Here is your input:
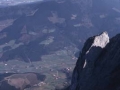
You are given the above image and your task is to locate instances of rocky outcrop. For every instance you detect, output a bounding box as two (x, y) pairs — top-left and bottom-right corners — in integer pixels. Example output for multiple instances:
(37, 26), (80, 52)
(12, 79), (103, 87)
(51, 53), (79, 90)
(70, 32), (120, 90)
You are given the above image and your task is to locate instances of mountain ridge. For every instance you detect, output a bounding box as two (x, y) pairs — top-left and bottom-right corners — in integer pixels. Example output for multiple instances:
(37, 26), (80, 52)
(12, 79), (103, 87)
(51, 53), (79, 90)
(70, 32), (120, 90)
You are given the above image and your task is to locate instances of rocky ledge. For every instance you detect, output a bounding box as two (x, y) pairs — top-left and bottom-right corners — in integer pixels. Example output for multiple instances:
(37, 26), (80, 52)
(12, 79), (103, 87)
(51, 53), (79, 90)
(70, 32), (120, 90)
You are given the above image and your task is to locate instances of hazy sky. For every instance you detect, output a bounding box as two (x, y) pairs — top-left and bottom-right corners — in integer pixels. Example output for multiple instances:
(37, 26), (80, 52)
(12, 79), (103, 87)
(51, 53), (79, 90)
(0, 0), (44, 6)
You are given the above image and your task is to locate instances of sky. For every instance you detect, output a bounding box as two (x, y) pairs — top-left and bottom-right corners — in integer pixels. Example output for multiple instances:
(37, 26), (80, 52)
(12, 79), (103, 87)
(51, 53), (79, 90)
(0, 0), (44, 6)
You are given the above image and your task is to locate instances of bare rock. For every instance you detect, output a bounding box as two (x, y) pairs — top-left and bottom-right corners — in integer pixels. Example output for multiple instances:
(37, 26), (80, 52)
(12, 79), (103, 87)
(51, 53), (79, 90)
(70, 32), (120, 90)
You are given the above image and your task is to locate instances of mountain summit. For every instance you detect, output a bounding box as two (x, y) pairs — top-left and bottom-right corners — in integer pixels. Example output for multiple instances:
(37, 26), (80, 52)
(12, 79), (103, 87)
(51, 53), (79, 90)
(70, 32), (120, 90)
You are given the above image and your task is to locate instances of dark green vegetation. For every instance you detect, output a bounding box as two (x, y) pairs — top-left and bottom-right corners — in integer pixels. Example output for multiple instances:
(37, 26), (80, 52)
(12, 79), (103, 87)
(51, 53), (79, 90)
(0, 73), (46, 90)
(0, 49), (76, 90)
(0, 0), (120, 62)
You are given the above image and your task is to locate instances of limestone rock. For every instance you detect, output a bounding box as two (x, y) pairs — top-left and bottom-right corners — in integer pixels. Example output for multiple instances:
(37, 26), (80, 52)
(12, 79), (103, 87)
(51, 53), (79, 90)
(70, 32), (120, 90)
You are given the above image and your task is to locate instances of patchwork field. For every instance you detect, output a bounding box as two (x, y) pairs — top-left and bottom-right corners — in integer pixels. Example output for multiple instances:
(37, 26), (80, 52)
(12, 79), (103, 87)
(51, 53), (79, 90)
(0, 46), (78, 90)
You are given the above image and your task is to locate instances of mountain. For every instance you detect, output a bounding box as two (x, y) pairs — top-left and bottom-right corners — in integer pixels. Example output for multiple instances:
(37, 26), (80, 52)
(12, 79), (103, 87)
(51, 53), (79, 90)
(70, 32), (120, 90)
(0, 0), (120, 90)
(0, 0), (120, 62)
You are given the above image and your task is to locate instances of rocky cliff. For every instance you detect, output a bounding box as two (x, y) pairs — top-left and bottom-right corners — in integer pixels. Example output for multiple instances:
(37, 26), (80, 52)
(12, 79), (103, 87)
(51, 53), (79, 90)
(70, 32), (120, 90)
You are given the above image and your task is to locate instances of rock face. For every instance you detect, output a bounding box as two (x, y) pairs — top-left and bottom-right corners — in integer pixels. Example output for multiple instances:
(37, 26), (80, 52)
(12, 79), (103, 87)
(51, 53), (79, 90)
(70, 32), (120, 90)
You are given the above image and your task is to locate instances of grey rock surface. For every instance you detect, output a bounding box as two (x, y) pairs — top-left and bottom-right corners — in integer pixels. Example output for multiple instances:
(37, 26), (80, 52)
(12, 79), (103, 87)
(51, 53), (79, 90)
(70, 32), (120, 90)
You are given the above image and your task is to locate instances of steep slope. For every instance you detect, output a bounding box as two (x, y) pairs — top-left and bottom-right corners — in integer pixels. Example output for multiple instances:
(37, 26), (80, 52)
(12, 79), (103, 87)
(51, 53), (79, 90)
(0, 0), (120, 62)
(70, 32), (120, 90)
